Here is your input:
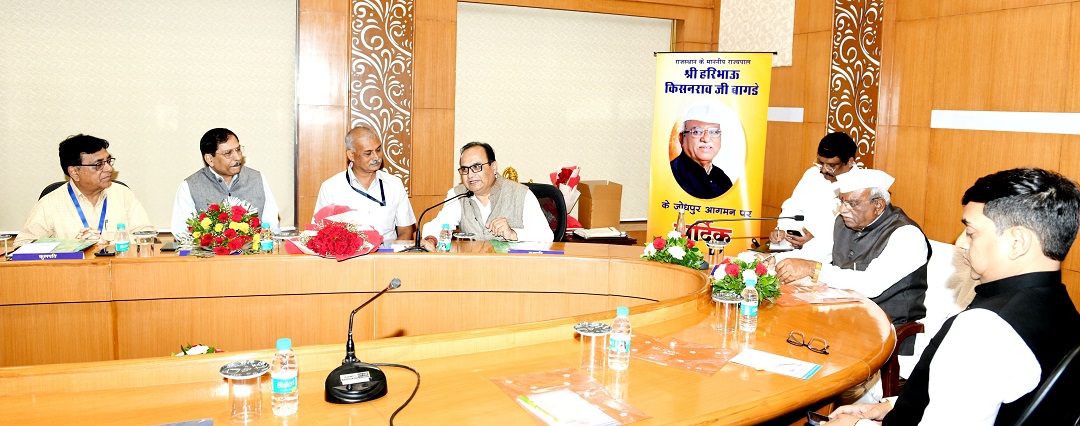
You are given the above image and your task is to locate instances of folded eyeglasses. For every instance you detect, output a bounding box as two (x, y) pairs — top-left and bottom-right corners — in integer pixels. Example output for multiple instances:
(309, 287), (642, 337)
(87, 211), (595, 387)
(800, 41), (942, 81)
(787, 330), (829, 355)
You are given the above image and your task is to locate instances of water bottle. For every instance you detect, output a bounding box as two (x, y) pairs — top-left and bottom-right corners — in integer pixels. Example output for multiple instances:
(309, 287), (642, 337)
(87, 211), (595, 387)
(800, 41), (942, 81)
(270, 337), (299, 416)
(739, 277), (759, 332)
(608, 306), (631, 370)
(259, 222), (274, 254)
(115, 223), (131, 257)
(437, 223), (452, 252)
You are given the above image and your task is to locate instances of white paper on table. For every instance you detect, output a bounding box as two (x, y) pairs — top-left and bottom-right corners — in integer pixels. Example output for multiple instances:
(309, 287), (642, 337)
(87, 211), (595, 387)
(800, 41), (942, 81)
(516, 389), (619, 426)
(11, 242), (61, 254)
(730, 348), (822, 379)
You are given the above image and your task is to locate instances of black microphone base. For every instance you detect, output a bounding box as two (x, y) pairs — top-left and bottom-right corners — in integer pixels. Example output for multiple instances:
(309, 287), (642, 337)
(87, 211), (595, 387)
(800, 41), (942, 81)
(400, 245), (429, 253)
(325, 362), (388, 404)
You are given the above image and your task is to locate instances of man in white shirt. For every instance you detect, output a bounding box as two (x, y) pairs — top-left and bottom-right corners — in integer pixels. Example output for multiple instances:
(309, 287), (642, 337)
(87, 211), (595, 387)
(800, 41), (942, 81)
(171, 128), (280, 240)
(824, 168), (1080, 426)
(769, 131), (859, 262)
(313, 126), (416, 241)
(419, 142), (552, 250)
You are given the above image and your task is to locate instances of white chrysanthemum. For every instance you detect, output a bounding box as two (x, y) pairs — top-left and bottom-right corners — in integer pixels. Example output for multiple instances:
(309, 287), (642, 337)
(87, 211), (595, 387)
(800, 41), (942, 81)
(667, 230), (682, 239)
(643, 246), (657, 256)
(668, 246), (686, 260)
(737, 251), (757, 264)
(223, 197), (259, 215)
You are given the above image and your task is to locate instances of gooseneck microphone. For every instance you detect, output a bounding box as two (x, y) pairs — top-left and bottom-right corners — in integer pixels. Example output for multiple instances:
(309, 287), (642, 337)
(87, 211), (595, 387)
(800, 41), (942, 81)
(325, 278), (402, 404)
(402, 190), (474, 252)
(685, 214), (804, 235)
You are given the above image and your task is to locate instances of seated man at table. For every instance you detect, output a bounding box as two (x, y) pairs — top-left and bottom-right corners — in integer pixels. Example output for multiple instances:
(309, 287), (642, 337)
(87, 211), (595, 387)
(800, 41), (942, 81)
(776, 169), (930, 336)
(314, 126), (416, 241)
(171, 128), (280, 240)
(419, 142), (552, 250)
(768, 131), (860, 261)
(15, 134), (153, 246)
(824, 168), (1080, 426)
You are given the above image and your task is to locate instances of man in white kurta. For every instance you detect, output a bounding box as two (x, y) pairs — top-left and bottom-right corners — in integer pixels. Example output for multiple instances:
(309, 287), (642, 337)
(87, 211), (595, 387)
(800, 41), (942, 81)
(313, 126), (416, 241)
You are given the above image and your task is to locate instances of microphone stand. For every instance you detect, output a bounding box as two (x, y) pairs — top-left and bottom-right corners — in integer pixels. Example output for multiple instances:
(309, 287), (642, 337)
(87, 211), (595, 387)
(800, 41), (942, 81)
(401, 190), (474, 252)
(325, 278), (402, 404)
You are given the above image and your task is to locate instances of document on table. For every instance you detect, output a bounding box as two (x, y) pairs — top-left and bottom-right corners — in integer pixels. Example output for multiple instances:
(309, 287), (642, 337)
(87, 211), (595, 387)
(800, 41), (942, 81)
(573, 227), (623, 239)
(516, 389), (619, 426)
(730, 348), (822, 379)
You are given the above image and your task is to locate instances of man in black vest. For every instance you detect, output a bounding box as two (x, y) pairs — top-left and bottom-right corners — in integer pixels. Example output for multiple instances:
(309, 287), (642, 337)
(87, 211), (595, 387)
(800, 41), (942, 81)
(824, 168), (1080, 426)
(776, 169), (930, 332)
(171, 128), (280, 240)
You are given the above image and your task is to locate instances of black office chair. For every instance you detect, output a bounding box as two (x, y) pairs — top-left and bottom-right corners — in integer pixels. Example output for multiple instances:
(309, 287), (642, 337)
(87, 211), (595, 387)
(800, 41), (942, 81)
(1013, 343), (1080, 426)
(524, 182), (567, 242)
(40, 180), (129, 199)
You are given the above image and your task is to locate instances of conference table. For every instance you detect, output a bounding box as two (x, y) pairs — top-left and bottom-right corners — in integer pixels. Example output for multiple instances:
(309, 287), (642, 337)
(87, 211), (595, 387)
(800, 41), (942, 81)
(0, 241), (895, 425)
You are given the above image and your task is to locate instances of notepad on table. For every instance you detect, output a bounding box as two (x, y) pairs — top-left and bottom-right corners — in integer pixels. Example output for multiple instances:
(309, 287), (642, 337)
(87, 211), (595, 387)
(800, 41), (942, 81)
(516, 389), (618, 426)
(730, 348), (822, 379)
(573, 227), (623, 239)
(8, 239), (94, 261)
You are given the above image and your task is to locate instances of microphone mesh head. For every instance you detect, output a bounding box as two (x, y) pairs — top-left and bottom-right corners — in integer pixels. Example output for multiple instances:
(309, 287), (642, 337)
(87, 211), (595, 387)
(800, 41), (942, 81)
(389, 278), (402, 289)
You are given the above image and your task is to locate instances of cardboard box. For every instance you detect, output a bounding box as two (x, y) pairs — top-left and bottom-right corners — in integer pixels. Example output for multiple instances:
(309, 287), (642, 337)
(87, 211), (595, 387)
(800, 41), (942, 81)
(577, 180), (623, 228)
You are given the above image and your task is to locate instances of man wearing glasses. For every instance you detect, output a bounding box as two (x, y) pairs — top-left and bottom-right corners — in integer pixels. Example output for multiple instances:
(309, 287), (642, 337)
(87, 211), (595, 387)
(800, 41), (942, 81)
(772, 169), (931, 403)
(768, 132), (859, 259)
(669, 104), (734, 199)
(824, 168), (1080, 425)
(15, 134), (153, 246)
(418, 142), (552, 249)
(171, 128), (280, 240)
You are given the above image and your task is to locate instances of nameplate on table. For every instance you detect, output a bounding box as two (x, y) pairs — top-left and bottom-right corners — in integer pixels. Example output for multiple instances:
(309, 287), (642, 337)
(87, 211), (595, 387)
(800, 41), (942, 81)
(8, 239), (93, 261)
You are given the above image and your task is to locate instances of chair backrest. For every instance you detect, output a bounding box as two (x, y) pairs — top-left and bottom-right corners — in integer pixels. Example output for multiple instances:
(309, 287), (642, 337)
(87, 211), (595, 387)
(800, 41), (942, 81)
(523, 182), (567, 242)
(881, 321), (924, 398)
(1013, 343), (1080, 426)
(40, 180), (129, 199)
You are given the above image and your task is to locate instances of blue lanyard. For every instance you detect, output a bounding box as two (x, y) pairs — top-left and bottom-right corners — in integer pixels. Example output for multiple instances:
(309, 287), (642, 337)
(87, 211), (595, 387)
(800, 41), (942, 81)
(67, 183), (107, 231)
(346, 172), (385, 207)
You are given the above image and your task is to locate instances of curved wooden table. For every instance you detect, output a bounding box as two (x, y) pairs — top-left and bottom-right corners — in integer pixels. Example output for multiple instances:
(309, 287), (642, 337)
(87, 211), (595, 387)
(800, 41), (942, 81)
(0, 242), (894, 425)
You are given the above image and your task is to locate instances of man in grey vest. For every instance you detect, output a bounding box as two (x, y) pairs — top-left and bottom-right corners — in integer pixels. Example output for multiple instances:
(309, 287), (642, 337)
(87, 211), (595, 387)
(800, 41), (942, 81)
(171, 128), (280, 240)
(824, 168), (1080, 426)
(419, 142), (552, 250)
(776, 168), (930, 336)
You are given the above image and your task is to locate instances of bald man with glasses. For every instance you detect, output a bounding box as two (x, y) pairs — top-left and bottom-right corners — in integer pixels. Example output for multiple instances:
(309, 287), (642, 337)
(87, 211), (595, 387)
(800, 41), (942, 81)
(419, 142), (552, 250)
(171, 128), (280, 241)
(15, 134), (153, 246)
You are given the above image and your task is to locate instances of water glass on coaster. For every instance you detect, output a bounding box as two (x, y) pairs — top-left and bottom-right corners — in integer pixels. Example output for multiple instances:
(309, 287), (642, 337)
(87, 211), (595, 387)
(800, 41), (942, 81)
(272, 230), (298, 254)
(704, 238), (728, 268)
(220, 359), (271, 423)
(133, 230), (157, 257)
(712, 291), (742, 334)
(574, 321), (612, 383)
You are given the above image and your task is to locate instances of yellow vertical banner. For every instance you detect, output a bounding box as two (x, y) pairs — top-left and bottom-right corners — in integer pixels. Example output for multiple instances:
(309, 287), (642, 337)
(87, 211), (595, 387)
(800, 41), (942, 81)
(647, 52), (773, 253)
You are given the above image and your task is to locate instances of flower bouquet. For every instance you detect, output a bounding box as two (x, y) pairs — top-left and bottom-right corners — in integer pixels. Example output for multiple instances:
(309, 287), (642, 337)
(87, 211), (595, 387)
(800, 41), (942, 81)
(711, 252), (781, 301)
(186, 198), (261, 257)
(641, 230), (706, 269)
(292, 205), (383, 261)
(172, 343), (224, 356)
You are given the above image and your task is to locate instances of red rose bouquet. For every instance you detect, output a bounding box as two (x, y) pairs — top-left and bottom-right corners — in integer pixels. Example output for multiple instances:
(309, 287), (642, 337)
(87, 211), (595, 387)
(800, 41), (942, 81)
(710, 251), (780, 301)
(185, 199), (261, 256)
(293, 205), (383, 261)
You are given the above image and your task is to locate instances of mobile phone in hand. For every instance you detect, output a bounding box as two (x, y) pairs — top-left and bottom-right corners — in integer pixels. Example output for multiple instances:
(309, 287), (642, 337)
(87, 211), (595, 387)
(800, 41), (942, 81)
(806, 411), (830, 425)
(787, 229), (804, 238)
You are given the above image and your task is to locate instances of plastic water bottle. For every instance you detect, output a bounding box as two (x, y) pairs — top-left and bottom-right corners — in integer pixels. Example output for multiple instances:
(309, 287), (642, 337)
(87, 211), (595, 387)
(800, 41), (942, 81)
(114, 223), (131, 257)
(739, 277), (759, 332)
(608, 306), (632, 370)
(271, 337), (299, 416)
(437, 223), (452, 252)
(259, 222), (274, 254)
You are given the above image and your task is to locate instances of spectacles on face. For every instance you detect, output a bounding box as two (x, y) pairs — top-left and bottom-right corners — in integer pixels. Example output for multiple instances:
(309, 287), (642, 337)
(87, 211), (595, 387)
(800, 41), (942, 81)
(215, 145), (244, 157)
(78, 157), (117, 171)
(787, 330), (829, 354)
(680, 127), (722, 138)
(458, 161), (493, 175)
(838, 196), (882, 210)
(814, 160), (846, 173)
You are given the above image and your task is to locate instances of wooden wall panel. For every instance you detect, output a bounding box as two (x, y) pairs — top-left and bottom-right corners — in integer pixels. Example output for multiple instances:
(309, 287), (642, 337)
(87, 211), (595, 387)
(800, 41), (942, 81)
(1069, 3), (1080, 112)
(0, 303), (113, 366)
(877, 125), (929, 225)
(803, 30), (833, 125)
(895, 0), (939, 21)
(885, 19), (937, 128)
(769, 33), (808, 107)
(297, 105), (348, 225)
(930, 13), (994, 111)
(988, 5), (1070, 112)
(806, 0), (836, 32)
(1057, 134), (1080, 274)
